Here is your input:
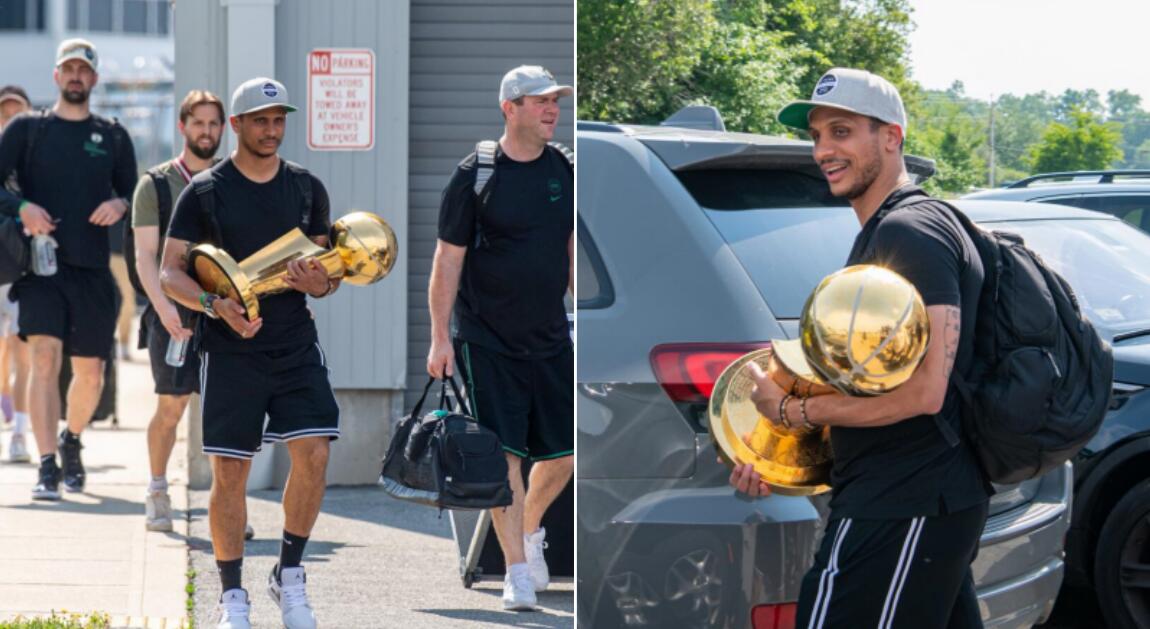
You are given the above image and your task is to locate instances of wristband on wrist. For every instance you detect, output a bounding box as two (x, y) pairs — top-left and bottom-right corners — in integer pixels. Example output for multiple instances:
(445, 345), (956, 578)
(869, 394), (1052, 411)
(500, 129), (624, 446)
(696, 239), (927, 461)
(800, 396), (816, 430)
(778, 394), (794, 429)
(18, 200), (29, 213)
(313, 277), (335, 298)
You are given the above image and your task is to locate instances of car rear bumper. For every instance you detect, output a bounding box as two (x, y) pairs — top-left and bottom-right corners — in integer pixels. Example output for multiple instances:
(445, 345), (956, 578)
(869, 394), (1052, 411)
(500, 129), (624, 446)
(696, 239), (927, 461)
(976, 462), (1072, 627)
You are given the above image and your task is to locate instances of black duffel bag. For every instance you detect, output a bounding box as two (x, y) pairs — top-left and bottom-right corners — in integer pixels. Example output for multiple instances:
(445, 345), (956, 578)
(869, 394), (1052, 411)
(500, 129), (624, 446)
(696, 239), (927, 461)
(380, 376), (513, 511)
(0, 214), (29, 285)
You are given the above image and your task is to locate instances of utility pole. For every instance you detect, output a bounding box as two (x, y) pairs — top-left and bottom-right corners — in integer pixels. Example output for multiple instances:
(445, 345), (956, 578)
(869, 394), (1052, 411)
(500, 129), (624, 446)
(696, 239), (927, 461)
(988, 94), (996, 188)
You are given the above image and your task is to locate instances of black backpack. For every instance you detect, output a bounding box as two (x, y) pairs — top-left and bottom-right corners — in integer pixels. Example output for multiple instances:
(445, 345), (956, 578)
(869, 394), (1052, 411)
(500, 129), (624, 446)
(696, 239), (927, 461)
(379, 377), (513, 511)
(887, 189), (1114, 484)
(124, 166), (173, 295)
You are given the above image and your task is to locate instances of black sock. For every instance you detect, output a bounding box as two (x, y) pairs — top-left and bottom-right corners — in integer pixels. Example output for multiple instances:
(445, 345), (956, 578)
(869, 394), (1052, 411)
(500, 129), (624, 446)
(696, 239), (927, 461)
(277, 530), (309, 578)
(217, 558), (243, 593)
(62, 430), (80, 443)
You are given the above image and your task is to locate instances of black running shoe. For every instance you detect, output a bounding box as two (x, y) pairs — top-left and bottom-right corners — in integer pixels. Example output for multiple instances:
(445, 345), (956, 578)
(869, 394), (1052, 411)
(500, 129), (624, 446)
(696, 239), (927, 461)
(32, 461), (61, 501)
(58, 430), (85, 493)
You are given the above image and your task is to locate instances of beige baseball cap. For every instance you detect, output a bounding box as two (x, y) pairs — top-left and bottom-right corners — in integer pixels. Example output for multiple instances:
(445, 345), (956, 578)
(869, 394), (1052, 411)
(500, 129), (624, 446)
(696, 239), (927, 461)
(56, 38), (99, 71)
(778, 68), (907, 134)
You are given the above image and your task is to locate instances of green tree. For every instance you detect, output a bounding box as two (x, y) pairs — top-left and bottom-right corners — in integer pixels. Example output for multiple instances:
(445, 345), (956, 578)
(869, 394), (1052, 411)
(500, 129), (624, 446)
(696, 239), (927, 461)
(1108, 89), (1142, 120)
(1028, 109), (1123, 173)
(577, 0), (717, 124)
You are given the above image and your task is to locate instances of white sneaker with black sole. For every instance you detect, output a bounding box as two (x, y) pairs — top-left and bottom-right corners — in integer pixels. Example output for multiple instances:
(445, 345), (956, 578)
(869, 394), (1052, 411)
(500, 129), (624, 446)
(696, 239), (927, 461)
(216, 588), (251, 629)
(503, 565), (539, 611)
(268, 565), (317, 629)
(524, 528), (550, 592)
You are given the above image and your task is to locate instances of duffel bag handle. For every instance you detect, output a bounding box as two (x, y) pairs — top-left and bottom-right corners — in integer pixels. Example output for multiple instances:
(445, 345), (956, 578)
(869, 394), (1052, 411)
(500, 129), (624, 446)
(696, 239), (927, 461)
(409, 377), (437, 421)
(439, 375), (473, 418)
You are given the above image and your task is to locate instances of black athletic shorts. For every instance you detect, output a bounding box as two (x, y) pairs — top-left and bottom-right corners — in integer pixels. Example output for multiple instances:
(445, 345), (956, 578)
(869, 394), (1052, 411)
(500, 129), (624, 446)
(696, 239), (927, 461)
(200, 342), (339, 460)
(454, 339), (573, 461)
(13, 264), (117, 358)
(142, 306), (200, 396)
(796, 500), (989, 629)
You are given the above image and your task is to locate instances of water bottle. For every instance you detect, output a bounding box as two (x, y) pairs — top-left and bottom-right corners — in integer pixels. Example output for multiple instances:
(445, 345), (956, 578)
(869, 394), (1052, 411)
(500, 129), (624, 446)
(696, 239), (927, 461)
(31, 234), (57, 276)
(165, 335), (188, 367)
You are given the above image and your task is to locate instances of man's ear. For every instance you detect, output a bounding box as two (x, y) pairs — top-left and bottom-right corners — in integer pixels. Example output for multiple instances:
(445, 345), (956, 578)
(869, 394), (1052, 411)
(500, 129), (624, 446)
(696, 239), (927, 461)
(229, 115), (241, 134)
(884, 123), (904, 153)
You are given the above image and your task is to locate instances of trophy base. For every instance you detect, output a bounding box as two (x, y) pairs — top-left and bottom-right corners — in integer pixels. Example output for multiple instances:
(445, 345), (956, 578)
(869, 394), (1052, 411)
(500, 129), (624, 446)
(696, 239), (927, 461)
(189, 245), (259, 320)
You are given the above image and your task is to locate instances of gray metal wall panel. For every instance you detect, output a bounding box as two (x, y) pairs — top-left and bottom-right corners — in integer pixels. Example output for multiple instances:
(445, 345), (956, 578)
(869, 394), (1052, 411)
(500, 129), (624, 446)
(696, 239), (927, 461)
(406, 0), (574, 408)
(275, 0), (411, 390)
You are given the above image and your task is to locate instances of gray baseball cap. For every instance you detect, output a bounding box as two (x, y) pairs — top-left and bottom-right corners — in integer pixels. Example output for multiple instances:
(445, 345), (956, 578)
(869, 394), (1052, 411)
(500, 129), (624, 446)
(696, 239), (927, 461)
(778, 68), (907, 134)
(56, 38), (98, 71)
(230, 77), (298, 117)
(499, 65), (572, 103)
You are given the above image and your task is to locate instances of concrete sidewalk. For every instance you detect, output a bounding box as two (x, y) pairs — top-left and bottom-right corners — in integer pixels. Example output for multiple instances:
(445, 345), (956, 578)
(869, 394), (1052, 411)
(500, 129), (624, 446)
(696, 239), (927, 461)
(0, 347), (189, 627)
(0, 335), (575, 628)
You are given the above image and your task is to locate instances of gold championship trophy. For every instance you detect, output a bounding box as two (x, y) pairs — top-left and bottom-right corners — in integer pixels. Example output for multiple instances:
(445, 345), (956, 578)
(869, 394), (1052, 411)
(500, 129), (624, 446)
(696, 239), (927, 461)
(708, 265), (931, 495)
(189, 211), (398, 319)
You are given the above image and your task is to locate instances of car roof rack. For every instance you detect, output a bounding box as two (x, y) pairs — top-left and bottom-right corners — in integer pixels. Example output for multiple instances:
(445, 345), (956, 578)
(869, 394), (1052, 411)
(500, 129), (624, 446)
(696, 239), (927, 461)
(1006, 170), (1150, 188)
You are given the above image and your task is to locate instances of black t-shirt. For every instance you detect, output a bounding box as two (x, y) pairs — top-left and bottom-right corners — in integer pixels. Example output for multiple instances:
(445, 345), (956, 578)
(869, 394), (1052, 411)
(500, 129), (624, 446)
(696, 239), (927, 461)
(829, 186), (991, 520)
(167, 157), (331, 353)
(0, 111), (137, 268)
(437, 145), (573, 358)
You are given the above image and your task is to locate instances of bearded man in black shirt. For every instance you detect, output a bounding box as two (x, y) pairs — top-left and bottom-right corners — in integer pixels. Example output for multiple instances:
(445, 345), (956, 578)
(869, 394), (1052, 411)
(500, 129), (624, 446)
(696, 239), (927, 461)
(731, 69), (992, 628)
(428, 65), (574, 612)
(160, 78), (335, 629)
(0, 39), (137, 501)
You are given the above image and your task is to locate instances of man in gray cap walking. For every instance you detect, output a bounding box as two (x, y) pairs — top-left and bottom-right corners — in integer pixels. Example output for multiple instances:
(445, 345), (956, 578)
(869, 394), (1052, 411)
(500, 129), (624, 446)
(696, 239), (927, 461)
(428, 64), (574, 611)
(731, 67), (991, 628)
(160, 77), (338, 629)
(0, 38), (137, 501)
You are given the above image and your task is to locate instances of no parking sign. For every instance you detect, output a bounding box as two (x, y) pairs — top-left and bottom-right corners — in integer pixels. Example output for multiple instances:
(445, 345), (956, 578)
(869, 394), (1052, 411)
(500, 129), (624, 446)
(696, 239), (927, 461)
(307, 48), (375, 151)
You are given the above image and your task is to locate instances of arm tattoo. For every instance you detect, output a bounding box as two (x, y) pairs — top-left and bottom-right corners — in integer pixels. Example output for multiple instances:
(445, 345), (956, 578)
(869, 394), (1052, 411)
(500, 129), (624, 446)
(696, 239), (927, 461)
(178, 242), (191, 271)
(942, 306), (961, 379)
(309, 235), (329, 248)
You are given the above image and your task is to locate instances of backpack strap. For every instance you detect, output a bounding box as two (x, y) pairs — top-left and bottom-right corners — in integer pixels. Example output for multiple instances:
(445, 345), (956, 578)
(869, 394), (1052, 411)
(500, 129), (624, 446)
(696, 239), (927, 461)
(283, 160), (314, 233)
(547, 141), (575, 174)
(190, 169), (222, 245)
(22, 109), (51, 172)
(146, 166), (173, 235)
(471, 140), (499, 249)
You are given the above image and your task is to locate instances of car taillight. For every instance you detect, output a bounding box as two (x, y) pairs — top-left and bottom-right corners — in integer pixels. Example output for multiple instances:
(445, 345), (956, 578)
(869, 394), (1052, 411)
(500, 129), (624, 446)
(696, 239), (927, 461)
(650, 343), (771, 403)
(751, 602), (797, 629)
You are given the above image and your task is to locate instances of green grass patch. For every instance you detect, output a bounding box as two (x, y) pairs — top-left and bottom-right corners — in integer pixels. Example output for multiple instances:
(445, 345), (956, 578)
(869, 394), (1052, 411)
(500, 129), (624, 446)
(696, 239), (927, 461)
(0, 611), (111, 629)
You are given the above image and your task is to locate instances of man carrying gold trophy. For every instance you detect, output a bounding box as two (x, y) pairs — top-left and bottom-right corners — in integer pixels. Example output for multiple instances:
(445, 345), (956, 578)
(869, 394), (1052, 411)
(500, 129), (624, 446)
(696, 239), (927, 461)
(160, 77), (337, 629)
(728, 69), (993, 628)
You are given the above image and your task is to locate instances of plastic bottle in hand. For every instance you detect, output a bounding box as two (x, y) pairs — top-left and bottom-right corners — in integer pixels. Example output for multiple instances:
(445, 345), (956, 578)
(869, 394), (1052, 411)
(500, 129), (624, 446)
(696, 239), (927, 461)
(31, 234), (57, 276)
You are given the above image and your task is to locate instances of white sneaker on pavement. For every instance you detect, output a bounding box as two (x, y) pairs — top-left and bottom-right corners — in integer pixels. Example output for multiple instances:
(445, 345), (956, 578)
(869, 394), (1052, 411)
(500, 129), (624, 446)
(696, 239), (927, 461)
(216, 588), (251, 629)
(524, 527), (550, 592)
(7, 433), (29, 463)
(145, 490), (173, 532)
(503, 564), (539, 611)
(268, 565), (317, 629)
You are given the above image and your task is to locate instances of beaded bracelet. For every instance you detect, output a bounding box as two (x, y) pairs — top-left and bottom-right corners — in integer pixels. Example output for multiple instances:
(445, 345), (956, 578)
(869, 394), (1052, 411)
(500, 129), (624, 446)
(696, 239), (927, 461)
(778, 394), (794, 429)
(800, 396), (816, 430)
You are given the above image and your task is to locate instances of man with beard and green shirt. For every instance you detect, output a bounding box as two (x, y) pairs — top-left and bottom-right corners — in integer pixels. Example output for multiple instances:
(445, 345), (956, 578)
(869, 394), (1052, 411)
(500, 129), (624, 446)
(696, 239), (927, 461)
(131, 89), (226, 531)
(0, 38), (138, 501)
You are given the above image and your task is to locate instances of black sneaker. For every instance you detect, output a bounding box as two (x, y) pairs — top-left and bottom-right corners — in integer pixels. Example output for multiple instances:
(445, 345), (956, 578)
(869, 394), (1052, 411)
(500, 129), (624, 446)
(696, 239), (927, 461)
(32, 461), (61, 501)
(58, 430), (85, 493)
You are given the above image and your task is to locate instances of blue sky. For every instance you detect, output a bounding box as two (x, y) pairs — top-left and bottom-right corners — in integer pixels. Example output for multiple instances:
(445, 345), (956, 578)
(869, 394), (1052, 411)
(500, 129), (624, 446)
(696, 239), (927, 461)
(908, 0), (1149, 105)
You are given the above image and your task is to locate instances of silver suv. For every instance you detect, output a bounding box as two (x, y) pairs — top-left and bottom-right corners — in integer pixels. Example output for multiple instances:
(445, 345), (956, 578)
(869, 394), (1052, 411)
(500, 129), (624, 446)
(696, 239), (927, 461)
(576, 114), (1071, 628)
(965, 170), (1150, 233)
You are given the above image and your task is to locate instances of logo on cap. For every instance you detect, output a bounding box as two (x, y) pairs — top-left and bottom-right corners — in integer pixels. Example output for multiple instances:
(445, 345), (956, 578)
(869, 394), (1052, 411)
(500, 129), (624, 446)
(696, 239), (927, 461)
(262, 82), (278, 98)
(84, 48), (94, 61)
(814, 74), (838, 97)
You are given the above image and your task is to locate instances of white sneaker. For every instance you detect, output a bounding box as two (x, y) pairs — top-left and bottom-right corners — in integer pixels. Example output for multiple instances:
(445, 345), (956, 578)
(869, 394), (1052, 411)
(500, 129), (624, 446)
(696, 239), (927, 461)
(502, 566), (539, 611)
(524, 528), (550, 592)
(268, 566), (317, 629)
(216, 588), (251, 629)
(7, 433), (30, 463)
(145, 491), (173, 532)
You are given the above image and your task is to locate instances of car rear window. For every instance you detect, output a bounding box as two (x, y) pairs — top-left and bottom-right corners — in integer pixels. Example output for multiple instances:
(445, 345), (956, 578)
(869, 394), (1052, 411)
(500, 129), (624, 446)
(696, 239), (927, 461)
(675, 168), (848, 210)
